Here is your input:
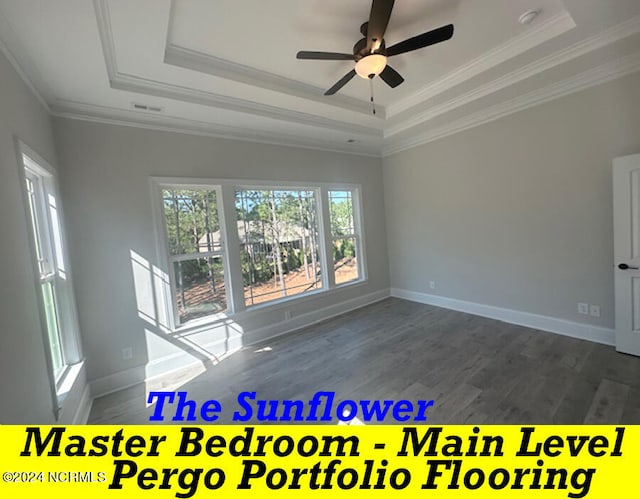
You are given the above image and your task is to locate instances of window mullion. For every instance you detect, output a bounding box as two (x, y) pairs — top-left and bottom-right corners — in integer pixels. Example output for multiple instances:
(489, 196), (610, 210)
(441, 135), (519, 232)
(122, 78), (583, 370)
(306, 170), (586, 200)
(319, 188), (335, 290)
(220, 184), (245, 314)
(169, 251), (223, 263)
(352, 189), (367, 282)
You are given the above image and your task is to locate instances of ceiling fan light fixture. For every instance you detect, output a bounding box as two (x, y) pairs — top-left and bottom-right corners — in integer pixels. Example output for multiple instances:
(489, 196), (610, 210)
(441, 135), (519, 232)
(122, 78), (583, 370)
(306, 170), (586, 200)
(355, 54), (387, 79)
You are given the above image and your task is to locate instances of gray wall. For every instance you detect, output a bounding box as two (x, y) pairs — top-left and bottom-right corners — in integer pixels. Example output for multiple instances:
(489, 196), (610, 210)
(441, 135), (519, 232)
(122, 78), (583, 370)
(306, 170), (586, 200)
(384, 71), (640, 329)
(0, 50), (86, 423)
(53, 119), (390, 386)
(6, 35), (639, 418)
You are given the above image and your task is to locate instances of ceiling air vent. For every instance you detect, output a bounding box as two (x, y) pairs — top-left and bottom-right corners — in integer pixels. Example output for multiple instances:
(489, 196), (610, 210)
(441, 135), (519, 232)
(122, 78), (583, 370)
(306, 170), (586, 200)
(132, 102), (163, 113)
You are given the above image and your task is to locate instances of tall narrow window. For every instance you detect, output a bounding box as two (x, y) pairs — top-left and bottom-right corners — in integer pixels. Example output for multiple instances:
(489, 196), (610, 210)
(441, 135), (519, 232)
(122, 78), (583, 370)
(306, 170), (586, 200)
(22, 153), (80, 384)
(329, 189), (361, 285)
(235, 189), (323, 307)
(161, 188), (227, 324)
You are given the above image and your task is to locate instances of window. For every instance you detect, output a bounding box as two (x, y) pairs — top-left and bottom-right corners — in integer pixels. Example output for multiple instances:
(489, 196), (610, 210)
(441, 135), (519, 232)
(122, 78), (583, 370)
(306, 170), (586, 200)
(162, 188), (228, 324)
(236, 188), (322, 307)
(22, 150), (81, 389)
(155, 180), (365, 327)
(329, 189), (361, 285)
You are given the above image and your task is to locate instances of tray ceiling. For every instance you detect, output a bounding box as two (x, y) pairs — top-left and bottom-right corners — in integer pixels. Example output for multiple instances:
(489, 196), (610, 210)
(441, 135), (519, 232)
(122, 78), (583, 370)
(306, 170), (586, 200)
(0, 0), (639, 156)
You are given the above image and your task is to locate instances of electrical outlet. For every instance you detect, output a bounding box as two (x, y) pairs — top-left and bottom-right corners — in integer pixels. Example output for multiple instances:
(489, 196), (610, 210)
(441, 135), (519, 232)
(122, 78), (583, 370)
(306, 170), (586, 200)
(578, 303), (589, 315)
(122, 347), (133, 360)
(429, 281), (436, 290)
(589, 305), (601, 318)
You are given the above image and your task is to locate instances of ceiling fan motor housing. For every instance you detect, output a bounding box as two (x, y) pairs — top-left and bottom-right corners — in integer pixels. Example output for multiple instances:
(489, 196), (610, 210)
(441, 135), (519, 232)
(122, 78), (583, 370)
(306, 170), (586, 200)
(353, 37), (386, 61)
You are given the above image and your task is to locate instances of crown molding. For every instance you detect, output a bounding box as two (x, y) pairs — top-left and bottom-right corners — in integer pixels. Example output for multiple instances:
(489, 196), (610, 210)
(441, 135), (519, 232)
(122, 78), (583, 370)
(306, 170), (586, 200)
(109, 71), (382, 138)
(387, 10), (577, 118)
(386, 15), (640, 138)
(0, 5), (50, 112)
(164, 44), (379, 117)
(383, 51), (640, 157)
(72, 49), (640, 160)
(50, 100), (381, 158)
(93, 0), (118, 78)
(94, 0), (381, 139)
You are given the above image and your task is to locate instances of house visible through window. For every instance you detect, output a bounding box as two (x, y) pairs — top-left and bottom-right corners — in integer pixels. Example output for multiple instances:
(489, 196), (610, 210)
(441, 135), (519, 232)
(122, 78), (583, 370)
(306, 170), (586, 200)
(162, 188), (227, 324)
(236, 189), (322, 307)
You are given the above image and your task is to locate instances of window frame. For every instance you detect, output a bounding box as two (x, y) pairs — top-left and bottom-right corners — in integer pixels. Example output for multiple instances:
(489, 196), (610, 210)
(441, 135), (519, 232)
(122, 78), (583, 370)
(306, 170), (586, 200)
(151, 177), (366, 330)
(24, 169), (66, 378)
(328, 188), (366, 286)
(154, 182), (233, 329)
(234, 185), (326, 309)
(17, 141), (83, 416)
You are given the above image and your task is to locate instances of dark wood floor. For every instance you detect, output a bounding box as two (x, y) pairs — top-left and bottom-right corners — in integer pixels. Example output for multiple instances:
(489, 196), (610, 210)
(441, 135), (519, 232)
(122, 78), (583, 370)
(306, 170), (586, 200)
(88, 298), (640, 424)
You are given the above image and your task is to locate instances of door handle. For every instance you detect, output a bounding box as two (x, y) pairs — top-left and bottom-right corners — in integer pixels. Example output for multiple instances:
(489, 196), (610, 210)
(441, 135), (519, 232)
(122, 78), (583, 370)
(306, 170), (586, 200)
(618, 263), (639, 270)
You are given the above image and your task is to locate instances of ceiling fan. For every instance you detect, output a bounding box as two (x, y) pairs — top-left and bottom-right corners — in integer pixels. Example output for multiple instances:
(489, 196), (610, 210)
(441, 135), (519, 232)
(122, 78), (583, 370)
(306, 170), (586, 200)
(296, 0), (454, 97)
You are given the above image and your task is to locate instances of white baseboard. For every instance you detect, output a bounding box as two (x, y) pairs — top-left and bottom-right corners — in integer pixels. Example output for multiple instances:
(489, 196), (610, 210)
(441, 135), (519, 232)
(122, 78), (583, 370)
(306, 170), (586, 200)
(55, 362), (93, 424)
(89, 365), (147, 399)
(89, 288), (391, 399)
(247, 288), (391, 345)
(143, 335), (244, 381)
(71, 382), (93, 424)
(391, 288), (615, 346)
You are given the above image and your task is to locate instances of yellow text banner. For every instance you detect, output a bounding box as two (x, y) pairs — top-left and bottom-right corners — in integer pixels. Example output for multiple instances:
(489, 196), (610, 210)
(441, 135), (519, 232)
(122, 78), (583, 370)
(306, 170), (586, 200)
(0, 425), (637, 498)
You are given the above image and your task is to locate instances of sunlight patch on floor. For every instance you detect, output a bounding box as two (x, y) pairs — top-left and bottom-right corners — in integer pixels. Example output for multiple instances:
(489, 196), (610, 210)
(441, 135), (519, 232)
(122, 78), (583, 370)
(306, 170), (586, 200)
(254, 346), (273, 353)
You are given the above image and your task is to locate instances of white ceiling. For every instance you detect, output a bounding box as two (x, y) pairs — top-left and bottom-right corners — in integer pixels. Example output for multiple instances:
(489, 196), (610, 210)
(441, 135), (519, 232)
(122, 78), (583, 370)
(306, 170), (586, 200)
(0, 0), (639, 156)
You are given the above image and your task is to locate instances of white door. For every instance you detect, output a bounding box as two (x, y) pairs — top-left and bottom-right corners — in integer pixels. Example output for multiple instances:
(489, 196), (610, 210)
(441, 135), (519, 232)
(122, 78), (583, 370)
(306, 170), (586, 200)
(613, 154), (640, 356)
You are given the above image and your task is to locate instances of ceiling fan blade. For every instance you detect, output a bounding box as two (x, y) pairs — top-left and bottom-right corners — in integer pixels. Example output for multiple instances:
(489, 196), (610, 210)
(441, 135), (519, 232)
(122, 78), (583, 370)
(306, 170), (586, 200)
(379, 65), (404, 88)
(325, 69), (357, 95)
(367, 0), (395, 52)
(297, 51), (354, 60)
(386, 24), (454, 57)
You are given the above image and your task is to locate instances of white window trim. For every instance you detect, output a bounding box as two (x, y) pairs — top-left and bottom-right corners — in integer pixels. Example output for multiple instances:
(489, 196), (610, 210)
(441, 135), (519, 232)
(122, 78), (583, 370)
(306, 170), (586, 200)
(328, 187), (367, 286)
(151, 177), (367, 331)
(154, 183), (233, 329)
(16, 140), (83, 418)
